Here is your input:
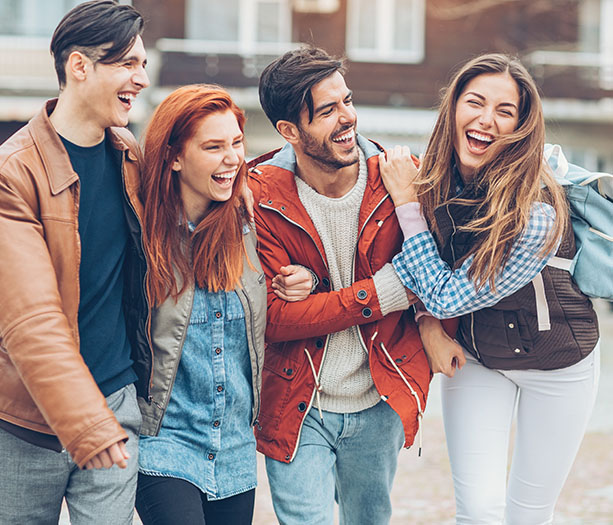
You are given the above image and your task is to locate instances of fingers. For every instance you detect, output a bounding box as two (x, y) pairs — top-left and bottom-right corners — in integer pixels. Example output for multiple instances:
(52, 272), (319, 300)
(405, 289), (419, 305)
(444, 342), (467, 377)
(84, 441), (130, 470)
(273, 289), (309, 302)
(455, 346), (467, 369)
(273, 266), (312, 289)
(108, 442), (129, 469)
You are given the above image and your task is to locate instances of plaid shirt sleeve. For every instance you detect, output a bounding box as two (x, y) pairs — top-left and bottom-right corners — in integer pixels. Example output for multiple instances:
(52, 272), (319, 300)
(392, 202), (558, 318)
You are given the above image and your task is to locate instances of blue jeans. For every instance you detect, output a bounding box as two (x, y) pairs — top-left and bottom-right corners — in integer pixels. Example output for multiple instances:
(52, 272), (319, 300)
(0, 383), (141, 525)
(265, 400), (405, 525)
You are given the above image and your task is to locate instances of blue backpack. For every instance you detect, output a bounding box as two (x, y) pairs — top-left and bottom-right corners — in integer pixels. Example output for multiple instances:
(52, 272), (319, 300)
(544, 144), (613, 300)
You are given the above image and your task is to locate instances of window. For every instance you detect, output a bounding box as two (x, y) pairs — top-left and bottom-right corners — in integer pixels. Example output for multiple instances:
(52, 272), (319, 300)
(346, 0), (425, 63)
(601, 0), (613, 88)
(579, 0), (613, 89)
(0, 0), (82, 37)
(185, 0), (291, 54)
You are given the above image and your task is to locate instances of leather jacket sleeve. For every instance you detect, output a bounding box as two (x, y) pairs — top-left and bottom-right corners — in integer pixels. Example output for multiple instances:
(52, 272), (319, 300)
(0, 172), (128, 467)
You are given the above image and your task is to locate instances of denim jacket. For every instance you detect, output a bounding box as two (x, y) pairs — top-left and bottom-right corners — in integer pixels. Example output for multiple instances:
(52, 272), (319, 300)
(138, 225), (266, 435)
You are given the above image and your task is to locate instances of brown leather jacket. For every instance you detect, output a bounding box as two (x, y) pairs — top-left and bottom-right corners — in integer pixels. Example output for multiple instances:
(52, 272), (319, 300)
(0, 100), (144, 467)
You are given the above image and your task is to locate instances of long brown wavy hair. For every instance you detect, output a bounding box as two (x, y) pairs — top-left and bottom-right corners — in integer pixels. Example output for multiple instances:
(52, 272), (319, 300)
(417, 53), (568, 291)
(141, 84), (248, 305)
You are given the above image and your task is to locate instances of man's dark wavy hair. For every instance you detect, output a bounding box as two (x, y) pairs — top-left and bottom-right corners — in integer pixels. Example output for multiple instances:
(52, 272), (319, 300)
(259, 46), (346, 129)
(50, 0), (144, 88)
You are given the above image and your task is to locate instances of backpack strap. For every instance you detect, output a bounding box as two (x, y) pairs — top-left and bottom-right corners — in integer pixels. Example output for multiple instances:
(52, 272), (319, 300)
(531, 272), (551, 331)
(547, 256), (574, 272)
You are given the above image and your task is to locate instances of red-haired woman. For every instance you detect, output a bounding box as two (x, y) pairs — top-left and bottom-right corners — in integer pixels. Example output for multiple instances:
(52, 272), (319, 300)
(134, 84), (310, 525)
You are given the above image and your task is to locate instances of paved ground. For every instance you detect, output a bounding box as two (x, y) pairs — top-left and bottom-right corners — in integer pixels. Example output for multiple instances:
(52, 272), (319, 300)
(61, 300), (613, 524)
(255, 300), (613, 525)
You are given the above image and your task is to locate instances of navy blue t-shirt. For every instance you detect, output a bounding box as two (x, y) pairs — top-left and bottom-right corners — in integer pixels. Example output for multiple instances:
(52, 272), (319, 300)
(60, 135), (136, 397)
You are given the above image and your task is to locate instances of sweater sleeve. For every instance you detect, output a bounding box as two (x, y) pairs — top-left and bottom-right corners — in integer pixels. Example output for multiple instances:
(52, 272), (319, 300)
(372, 263), (410, 316)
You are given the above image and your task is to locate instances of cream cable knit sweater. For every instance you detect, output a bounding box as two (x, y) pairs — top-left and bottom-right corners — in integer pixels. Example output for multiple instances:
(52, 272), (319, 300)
(295, 148), (409, 413)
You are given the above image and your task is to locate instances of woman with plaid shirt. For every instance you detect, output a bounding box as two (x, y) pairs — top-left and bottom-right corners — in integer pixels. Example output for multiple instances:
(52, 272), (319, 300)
(380, 54), (600, 525)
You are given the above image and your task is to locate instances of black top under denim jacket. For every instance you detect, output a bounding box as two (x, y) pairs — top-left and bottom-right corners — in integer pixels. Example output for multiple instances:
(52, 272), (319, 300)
(433, 177), (598, 371)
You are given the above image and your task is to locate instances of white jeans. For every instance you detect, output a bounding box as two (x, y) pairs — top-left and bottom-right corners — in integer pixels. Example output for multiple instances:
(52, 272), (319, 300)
(441, 343), (600, 525)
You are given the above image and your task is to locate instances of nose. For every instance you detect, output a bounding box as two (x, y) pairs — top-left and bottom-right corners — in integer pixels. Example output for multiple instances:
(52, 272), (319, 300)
(478, 106), (494, 128)
(339, 103), (356, 125)
(134, 66), (150, 90)
(224, 144), (242, 165)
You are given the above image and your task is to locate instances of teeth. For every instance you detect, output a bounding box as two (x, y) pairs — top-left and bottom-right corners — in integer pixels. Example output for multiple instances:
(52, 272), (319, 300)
(467, 131), (493, 143)
(213, 171), (235, 179)
(118, 93), (135, 102)
(332, 129), (354, 142)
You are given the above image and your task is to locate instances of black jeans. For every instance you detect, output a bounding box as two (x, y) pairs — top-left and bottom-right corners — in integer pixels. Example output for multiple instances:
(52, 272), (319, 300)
(136, 473), (255, 525)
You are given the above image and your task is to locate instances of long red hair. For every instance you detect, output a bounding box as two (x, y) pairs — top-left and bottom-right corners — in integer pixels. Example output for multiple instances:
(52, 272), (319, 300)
(141, 84), (248, 305)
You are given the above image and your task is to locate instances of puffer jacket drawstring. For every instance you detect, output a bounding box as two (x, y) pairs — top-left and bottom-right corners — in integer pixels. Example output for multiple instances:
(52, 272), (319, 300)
(304, 348), (325, 425)
(375, 332), (424, 456)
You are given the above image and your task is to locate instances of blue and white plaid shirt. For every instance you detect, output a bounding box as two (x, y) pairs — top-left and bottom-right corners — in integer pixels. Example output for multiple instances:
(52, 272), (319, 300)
(392, 201), (558, 319)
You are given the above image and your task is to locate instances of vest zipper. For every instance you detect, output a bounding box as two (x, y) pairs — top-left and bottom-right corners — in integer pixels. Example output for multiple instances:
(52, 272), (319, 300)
(446, 205), (481, 360)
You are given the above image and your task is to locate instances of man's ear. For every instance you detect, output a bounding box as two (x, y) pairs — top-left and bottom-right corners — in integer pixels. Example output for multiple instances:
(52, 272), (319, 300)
(65, 51), (90, 83)
(276, 120), (300, 145)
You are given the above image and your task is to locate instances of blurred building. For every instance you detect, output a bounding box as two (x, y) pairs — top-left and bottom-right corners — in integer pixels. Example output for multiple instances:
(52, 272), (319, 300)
(1, 0), (612, 171)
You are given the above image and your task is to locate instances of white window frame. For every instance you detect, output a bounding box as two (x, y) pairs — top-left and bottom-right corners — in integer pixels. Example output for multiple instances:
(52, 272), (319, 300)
(600, 0), (613, 88)
(0, 0), (85, 37)
(346, 0), (425, 64)
(185, 0), (292, 56)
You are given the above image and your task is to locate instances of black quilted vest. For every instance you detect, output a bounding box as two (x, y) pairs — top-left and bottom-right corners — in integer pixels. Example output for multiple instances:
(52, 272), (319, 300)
(434, 184), (599, 370)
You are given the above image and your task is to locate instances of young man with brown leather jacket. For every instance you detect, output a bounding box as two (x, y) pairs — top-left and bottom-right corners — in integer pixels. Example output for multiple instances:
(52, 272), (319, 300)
(0, 2), (150, 523)
(248, 46), (460, 525)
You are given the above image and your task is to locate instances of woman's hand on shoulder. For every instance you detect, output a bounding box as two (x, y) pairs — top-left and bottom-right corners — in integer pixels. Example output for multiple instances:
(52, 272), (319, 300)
(271, 265), (314, 302)
(378, 145), (420, 206)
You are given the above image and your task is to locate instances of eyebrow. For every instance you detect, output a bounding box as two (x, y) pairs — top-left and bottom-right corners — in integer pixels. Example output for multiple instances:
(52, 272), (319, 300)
(201, 133), (244, 145)
(121, 55), (147, 66)
(313, 90), (353, 115)
(465, 91), (518, 110)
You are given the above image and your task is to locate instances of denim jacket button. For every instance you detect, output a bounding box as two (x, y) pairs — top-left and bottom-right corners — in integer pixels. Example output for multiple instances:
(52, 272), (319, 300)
(361, 307), (372, 318)
(208, 453), (215, 460)
(357, 289), (368, 300)
(215, 347), (222, 354)
(298, 402), (307, 412)
(213, 420), (220, 427)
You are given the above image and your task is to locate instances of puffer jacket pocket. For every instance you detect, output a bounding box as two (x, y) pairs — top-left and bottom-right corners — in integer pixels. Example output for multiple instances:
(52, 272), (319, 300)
(256, 344), (303, 441)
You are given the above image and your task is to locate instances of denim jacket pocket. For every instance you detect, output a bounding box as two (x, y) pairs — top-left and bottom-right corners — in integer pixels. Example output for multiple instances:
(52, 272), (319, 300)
(188, 289), (208, 324)
(225, 291), (246, 321)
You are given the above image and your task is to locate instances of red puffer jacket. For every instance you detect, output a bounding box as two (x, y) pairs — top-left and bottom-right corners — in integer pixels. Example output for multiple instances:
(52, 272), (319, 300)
(247, 137), (438, 463)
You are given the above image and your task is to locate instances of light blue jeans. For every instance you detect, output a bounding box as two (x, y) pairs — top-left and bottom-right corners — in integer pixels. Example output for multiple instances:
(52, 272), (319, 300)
(265, 400), (405, 525)
(0, 383), (141, 525)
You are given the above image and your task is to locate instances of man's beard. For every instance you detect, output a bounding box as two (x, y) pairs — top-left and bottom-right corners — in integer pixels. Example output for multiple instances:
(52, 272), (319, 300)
(298, 125), (359, 171)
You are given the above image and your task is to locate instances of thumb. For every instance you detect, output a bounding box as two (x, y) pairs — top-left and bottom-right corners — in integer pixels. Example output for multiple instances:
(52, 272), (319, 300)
(278, 265), (294, 276)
